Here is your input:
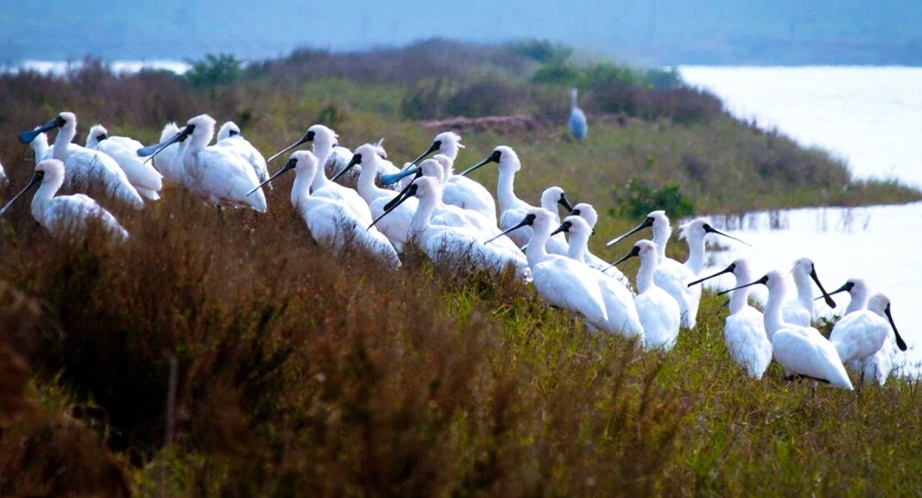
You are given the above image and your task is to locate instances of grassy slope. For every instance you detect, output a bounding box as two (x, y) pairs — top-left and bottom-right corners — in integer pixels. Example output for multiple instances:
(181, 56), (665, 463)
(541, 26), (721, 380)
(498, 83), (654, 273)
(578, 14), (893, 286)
(0, 43), (921, 496)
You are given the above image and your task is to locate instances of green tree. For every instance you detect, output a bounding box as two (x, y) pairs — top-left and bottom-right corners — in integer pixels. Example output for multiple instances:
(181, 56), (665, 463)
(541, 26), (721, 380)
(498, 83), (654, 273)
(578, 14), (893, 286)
(184, 53), (242, 88)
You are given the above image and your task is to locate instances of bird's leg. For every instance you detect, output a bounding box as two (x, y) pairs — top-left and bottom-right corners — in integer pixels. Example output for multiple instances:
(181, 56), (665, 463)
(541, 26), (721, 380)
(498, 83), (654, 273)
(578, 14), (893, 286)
(811, 381), (817, 399)
(216, 205), (226, 228)
(858, 369), (865, 397)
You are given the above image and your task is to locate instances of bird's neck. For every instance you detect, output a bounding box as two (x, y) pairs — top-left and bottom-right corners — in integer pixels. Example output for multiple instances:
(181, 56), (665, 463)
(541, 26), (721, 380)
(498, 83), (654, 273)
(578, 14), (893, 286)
(845, 288), (869, 314)
(32, 137), (49, 160)
(313, 142), (332, 168)
(729, 272), (752, 315)
(291, 169), (313, 212)
(496, 167), (520, 214)
(526, 226), (551, 268)
(684, 234), (706, 275)
(636, 255), (656, 293)
(31, 176), (62, 224)
(762, 287), (787, 340)
(356, 163), (379, 202)
(567, 231), (589, 263)
(187, 128), (213, 156)
(410, 196), (435, 234)
(311, 162), (333, 191)
(792, 271), (814, 313)
(540, 198), (562, 223)
(652, 225), (670, 261)
(53, 124), (76, 160)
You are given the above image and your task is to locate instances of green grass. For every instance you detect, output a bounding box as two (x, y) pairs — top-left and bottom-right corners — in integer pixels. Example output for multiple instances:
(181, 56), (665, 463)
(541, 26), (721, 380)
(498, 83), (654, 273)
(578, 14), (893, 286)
(1, 41), (921, 496)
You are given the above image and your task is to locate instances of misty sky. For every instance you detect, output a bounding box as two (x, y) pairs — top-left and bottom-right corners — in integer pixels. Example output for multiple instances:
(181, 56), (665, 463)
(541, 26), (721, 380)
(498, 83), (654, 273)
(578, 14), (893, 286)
(3, 1), (922, 65)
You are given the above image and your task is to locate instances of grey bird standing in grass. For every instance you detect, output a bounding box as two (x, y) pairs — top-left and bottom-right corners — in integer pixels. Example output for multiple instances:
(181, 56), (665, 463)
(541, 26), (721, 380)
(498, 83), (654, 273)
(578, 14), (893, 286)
(568, 87), (588, 140)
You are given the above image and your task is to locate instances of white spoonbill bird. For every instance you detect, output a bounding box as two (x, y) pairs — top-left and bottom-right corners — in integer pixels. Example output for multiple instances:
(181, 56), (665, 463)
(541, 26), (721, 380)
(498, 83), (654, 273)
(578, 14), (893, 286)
(385, 157), (524, 257)
(824, 278), (871, 315)
(403, 131), (466, 169)
(333, 143), (418, 251)
(688, 259), (772, 379)
(497, 208), (609, 327)
(260, 125), (371, 223)
(86, 124), (163, 200)
(459, 146), (567, 254)
(387, 132), (497, 221)
(568, 88), (587, 141)
(823, 279), (896, 385)
(611, 240), (681, 350)
(376, 177), (529, 279)
(19, 112), (144, 209)
(143, 122), (186, 185)
(568, 202), (631, 286)
(720, 271), (851, 393)
(216, 121), (270, 188)
(144, 114), (268, 212)
(435, 154), (497, 223)
(607, 212), (747, 329)
(0, 159), (128, 241)
(551, 216), (643, 339)
(540, 186), (574, 223)
(783, 258), (838, 326)
(829, 292), (907, 388)
(270, 151), (399, 266)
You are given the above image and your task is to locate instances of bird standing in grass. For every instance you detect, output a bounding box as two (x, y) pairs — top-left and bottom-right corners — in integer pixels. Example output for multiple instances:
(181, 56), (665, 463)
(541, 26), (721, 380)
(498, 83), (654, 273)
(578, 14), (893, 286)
(216, 121), (270, 189)
(720, 270), (852, 394)
(0, 159), (128, 241)
(608, 214), (750, 329)
(552, 215), (644, 339)
(568, 87), (587, 141)
(19, 112), (144, 209)
(460, 146), (567, 254)
(612, 240), (681, 350)
(142, 114), (268, 213)
(86, 124), (163, 200)
(494, 208), (607, 326)
(829, 292), (907, 389)
(688, 259), (772, 379)
(259, 150), (400, 267)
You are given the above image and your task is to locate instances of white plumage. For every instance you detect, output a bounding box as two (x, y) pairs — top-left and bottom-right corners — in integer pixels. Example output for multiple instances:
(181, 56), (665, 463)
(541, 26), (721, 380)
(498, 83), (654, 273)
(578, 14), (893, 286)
(378, 177), (529, 278)
(216, 121), (270, 188)
(730, 270), (852, 391)
(86, 124), (163, 200)
(460, 146), (567, 254)
(19, 112), (144, 209)
(689, 259), (772, 379)
(612, 240), (681, 350)
(554, 215), (643, 339)
(0, 159), (127, 241)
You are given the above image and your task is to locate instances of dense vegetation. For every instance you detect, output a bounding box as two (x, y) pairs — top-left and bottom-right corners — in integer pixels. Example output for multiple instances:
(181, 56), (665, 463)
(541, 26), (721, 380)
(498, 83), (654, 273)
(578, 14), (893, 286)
(0, 40), (920, 496)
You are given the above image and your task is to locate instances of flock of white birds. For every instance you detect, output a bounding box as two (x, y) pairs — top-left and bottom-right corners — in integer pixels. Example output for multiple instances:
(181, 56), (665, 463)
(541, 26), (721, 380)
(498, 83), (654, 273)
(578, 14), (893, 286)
(1, 110), (907, 395)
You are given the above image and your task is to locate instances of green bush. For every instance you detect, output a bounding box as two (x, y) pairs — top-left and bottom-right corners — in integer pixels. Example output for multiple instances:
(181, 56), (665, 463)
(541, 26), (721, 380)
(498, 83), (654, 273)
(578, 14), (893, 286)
(612, 179), (696, 219)
(184, 53), (243, 88)
(509, 39), (573, 64)
(531, 62), (581, 86)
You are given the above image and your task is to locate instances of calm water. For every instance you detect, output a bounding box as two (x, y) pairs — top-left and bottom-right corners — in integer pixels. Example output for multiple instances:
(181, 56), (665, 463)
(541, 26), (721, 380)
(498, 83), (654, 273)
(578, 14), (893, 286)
(680, 66), (922, 373)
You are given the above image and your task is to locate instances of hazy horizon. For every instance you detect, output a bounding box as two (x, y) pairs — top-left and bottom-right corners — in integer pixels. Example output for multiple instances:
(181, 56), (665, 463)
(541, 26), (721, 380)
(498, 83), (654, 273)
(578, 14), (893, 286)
(4, 1), (922, 66)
